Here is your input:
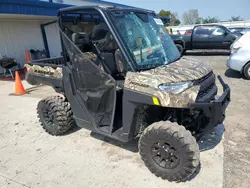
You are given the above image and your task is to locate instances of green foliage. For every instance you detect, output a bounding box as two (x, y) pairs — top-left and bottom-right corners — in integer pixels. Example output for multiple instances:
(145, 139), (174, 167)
(201, 16), (220, 24)
(158, 10), (181, 26)
(229, 16), (244, 21)
(158, 10), (171, 17)
(174, 19), (181, 26)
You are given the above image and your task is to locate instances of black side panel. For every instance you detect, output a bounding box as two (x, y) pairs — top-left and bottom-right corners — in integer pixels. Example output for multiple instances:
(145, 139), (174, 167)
(63, 66), (91, 125)
(60, 29), (116, 130)
(26, 74), (62, 90)
(123, 89), (155, 105)
(121, 89), (154, 140)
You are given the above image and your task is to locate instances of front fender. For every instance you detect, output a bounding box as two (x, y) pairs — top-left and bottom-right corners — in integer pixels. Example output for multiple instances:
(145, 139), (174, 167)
(173, 39), (186, 49)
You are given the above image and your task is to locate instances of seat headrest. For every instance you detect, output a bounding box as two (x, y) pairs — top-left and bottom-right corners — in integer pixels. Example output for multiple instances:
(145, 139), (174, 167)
(72, 32), (87, 44)
(91, 22), (109, 41)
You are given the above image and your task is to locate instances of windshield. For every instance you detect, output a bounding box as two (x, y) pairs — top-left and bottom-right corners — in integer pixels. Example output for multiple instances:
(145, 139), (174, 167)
(108, 11), (180, 70)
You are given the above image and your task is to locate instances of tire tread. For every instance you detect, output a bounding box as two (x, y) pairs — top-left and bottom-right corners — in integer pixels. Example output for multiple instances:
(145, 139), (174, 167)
(139, 121), (200, 182)
(37, 95), (74, 136)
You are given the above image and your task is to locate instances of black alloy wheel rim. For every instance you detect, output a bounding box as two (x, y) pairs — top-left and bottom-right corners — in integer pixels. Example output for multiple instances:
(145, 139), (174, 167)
(43, 108), (55, 128)
(151, 140), (180, 169)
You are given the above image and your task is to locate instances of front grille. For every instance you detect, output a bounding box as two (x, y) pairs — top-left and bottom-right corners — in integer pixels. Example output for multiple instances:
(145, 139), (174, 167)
(194, 71), (216, 99)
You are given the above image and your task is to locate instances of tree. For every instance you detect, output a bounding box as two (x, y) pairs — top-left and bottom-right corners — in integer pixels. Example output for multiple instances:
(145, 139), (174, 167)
(158, 10), (171, 17)
(182, 9), (201, 25)
(229, 16), (244, 21)
(201, 16), (220, 24)
(170, 12), (181, 26)
(158, 10), (181, 26)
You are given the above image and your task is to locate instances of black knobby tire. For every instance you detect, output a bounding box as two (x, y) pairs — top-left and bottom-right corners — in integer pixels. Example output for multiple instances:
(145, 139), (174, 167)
(243, 62), (250, 80)
(139, 121), (200, 182)
(175, 44), (184, 55)
(37, 95), (74, 135)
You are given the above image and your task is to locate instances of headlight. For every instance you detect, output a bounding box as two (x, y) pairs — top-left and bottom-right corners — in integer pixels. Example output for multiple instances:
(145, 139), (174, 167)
(158, 81), (193, 94)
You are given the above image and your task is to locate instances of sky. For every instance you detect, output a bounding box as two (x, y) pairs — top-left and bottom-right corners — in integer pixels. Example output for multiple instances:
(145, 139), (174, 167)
(104, 0), (250, 22)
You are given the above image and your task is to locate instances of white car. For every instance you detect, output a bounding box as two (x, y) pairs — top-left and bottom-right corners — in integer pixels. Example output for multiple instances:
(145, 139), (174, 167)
(227, 32), (250, 79)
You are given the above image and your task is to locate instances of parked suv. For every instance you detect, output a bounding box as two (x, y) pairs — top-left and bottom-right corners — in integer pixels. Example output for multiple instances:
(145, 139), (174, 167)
(227, 32), (250, 79)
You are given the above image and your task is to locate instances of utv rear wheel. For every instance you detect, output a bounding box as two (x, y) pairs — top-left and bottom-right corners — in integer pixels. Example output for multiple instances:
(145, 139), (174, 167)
(139, 121), (200, 182)
(37, 95), (74, 135)
(243, 62), (250, 79)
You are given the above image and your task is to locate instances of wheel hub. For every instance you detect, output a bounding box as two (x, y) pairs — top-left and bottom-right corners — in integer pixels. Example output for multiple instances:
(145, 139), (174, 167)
(151, 141), (180, 169)
(43, 108), (55, 126)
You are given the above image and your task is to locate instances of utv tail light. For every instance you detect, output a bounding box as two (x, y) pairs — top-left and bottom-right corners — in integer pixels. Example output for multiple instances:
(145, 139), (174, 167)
(231, 46), (241, 54)
(231, 41), (242, 54)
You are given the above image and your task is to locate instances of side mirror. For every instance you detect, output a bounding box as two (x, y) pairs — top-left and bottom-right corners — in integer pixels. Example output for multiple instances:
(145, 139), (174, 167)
(224, 32), (228, 36)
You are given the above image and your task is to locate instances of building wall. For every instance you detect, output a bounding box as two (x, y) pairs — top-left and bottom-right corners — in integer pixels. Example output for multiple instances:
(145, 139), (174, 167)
(45, 22), (62, 57)
(0, 20), (45, 73)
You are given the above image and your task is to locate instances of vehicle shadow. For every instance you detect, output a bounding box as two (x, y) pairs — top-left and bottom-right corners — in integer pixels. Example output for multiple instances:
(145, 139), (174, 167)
(198, 124), (225, 152)
(90, 132), (139, 153)
(64, 123), (225, 153)
(187, 163), (201, 181)
(185, 51), (230, 56)
(186, 124), (224, 181)
(62, 123), (82, 136)
(224, 69), (243, 79)
(62, 123), (223, 181)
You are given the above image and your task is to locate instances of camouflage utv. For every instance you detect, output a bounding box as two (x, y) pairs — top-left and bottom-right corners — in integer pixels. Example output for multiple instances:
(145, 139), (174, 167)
(25, 6), (230, 182)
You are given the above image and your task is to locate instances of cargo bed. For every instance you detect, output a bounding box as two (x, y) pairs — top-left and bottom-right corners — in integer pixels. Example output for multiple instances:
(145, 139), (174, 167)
(25, 57), (64, 92)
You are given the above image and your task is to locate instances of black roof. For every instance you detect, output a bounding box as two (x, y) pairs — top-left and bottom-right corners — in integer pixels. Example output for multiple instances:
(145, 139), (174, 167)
(58, 5), (154, 14)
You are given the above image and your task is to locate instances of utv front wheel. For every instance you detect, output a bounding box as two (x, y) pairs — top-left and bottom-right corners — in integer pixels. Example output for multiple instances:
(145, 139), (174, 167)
(139, 121), (200, 182)
(37, 95), (74, 135)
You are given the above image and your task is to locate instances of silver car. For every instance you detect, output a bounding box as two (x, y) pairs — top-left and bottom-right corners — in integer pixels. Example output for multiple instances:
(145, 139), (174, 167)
(227, 32), (250, 79)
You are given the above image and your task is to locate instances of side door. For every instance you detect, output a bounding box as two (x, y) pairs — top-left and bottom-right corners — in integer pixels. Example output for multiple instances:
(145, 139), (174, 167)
(60, 30), (116, 133)
(192, 26), (212, 49)
(210, 26), (236, 49)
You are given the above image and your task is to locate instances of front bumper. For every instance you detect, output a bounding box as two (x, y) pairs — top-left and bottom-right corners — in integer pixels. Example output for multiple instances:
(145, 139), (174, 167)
(192, 76), (230, 140)
(227, 52), (246, 72)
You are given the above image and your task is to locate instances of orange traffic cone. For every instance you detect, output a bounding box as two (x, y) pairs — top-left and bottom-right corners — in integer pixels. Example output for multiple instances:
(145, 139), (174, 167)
(25, 50), (31, 63)
(24, 50), (31, 73)
(15, 71), (25, 95)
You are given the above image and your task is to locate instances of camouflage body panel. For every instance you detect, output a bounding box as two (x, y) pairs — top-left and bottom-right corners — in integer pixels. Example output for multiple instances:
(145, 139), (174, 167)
(124, 57), (211, 108)
(25, 64), (63, 78)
